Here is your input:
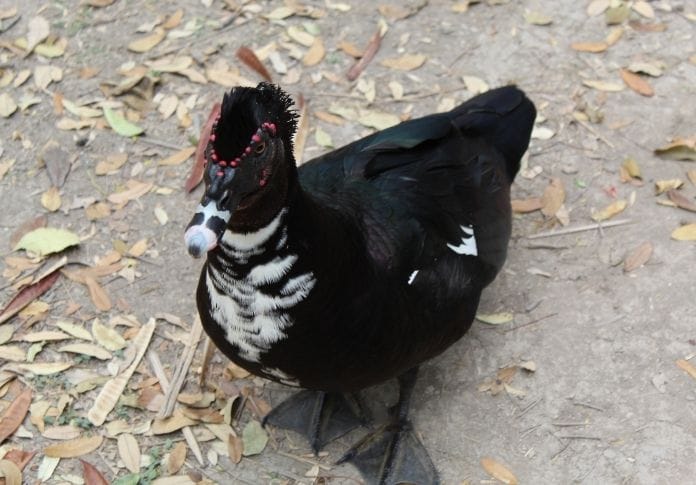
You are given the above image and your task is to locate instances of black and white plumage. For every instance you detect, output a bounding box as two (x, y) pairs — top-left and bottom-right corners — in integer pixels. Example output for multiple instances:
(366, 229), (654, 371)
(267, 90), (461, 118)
(185, 83), (536, 484)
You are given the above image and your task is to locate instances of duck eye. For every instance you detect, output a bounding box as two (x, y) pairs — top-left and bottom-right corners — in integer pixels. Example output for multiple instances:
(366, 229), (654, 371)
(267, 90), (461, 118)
(255, 142), (266, 154)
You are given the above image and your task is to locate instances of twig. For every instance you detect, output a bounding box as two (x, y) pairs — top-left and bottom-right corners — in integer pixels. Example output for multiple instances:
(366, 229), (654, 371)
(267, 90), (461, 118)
(527, 219), (633, 239)
(556, 434), (602, 440)
(550, 441), (570, 461)
(505, 313), (558, 333)
(347, 24), (385, 81)
(138, 137), (185, 151)
(148, 349), (205, 465)
(576, 118), (615, 148)
(516, 397), (542, 418)
(524, 242), (570, 250)
(198, 334), (215, 388)
(276, 450), (332, 471)
(571, 400), (605, 412)
(159, 316), (203, 418)
(552, 422), (589, 427)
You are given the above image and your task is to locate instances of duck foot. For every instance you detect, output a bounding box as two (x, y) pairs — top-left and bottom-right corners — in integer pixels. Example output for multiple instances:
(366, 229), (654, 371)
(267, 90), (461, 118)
(263, 390), (369, 453)
(337, 367), (439, 485)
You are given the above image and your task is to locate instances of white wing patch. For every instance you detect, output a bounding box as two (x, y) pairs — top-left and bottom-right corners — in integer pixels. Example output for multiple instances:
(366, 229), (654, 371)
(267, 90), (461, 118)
(447, 225), (478, 256)
(407, 270), (419, 285)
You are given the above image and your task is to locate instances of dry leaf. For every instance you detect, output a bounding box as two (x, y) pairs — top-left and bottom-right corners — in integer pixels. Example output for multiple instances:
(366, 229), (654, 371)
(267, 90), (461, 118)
(84, 277), (111, 312)
(605, 26), (624, 46)
(186, 103), (220, 192)
(582, 80), (624, 92)
(358, 109), (400, 130)
(118, 434), (141, 473)
(152, 412), (197, 435)
(623, 241), (653, 272)
(381, 54), (426, 71)
(159, 146), (195, 166)
(303, 38), (325, 66)
(0, 269), (60, 325)
(592, 199), (627, 221)
(59, 343), (112, 360)
(45, 435), (103, 458)
(671, 223), (696, 241)
(621, 158), (641, 179)
(92, 318), (126, 350)
(632, 1), (654, 18)
(167, 441), (187, 475)
(541, 177), (565, 217)
(128, 27), (165, 53)
(0, 459), (22, 485)
(26, 16), (50, 53)
(462, 75), (489, 94)
(687, 170), (696, 186)
(667, 190), (696, 213)
(87, 319), (155, 425)
(481, 457), (518, 485)
(676, 359), (696, 380)
(95, 153), (128, 175)
(162, 9), (184, 29)
(0, 93), (17, 118)
(587, 0), (609, 16)
(524, 11), (553, 25)
(0, 387), (31, 444)
(15, 362), (72, 375)
(655, 179), (683, 194)
(20, 330), (70, 342)
(620, 69), (654, 97)
(41, 187), (62, 212)
(0, 345), (27, 362)
(654, 137), (696, 161)
(236, 46), (272, 82)
(571, 41), (608, 53)
(228, 434), (243, 464)
(80, 459), (109, 485)
(107, 180), (153, 205)
(475, 312), (514, 325)
(627, 60), (664, 77)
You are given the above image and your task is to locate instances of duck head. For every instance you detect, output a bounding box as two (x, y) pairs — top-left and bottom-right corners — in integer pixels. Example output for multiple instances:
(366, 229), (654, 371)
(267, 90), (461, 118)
(185, 83), (298, 258)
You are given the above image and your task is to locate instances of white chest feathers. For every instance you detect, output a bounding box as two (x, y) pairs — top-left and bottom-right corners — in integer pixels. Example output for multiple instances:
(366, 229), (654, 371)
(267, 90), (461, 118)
(205, 211), (315, 364)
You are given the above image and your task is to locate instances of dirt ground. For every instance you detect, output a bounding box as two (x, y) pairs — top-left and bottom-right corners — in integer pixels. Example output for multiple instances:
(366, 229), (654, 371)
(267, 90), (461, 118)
(1, 0), (695, 484)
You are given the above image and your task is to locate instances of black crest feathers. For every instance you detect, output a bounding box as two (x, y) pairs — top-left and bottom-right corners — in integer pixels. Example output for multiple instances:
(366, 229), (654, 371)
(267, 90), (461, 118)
(214, 83), (298, 161)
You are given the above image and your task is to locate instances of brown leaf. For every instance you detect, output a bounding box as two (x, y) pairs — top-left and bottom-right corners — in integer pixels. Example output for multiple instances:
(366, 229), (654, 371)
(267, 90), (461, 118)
(228, 434), (243, 464)
(381, 54), (426, 71)
(81, 459), (109, 485)
(541, 178), (565, 217)
(118, 434), (140, 474)
(667, 189), (696, 213)
(152, 412), (197, 435)
(236, 46), (272, 82)
(9, 215), (47, 249)
(592, 199), (627, 221)
(2, 449), (35, 472)
(347, 23), (386, 81)
(571, 41), (608, 53)
(654, 136), (696, 161)
(676, 359), (696, 380)
(0, 270), (60, 325)
(0, 387), (31, 444)
(167, 441), (187, 475)
(655, 179), (683, 194)
(687, 170), (696, 186)
(628, 20), (667, 32)
(84, 276), (111, 312)
(338, 40), (363, 58)
(158, 146), (196, 166)
(303, 38), (325, 67)
(620, 69), (654, 96)
(671, 223), (696, 241)
(621, 158), (641, 179)
(0, 459), (22, 485)
(162, 9), (184, 30)
(511, 197), (543, 213)
(45, 435), (103, 458)
(127, 27), (165, 53)
(481, 457), (518, 485)
(107, 180), (153, 205)
(41, 141), (72, 188)
(186, 103), (220, 192)
(41, 187), (62, 212)
(95, 153), (128, 175)
(623, 241), (653, 272)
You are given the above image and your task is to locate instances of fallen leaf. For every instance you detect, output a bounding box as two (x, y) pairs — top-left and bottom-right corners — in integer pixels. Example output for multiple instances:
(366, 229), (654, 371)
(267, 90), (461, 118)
(85, 202), (111, 220)
(314, 127), (333, 148)
(623, 241), (653, 272)
(0, 269), (60, 325)
(0, 459), (22, 485)
(381, 54), (426, 71)
(95, 153), (128, 175)
(41, 187), (62, 212)
(167, 441), (187, 475)
(87, 319), (155, 426)
(41, 141), (72, 187)
(671, 223), (696, 241)
(358, 109), (400, 130)
(655, 179), (683, 194)
(571, 41), (608, 53)
(45, 435), (103, 458)
(462, 75), (489, 94)
(241, 421), (268, 456)
(541, 177), (565, 217)
(481, 457), (518, 485)
(605, 26), (624, 46)
(103, 107), (144, 137)
(59, 343), (112, 360)
(42, 425), (83, 440)
(632, 0), (654, 18)
(627, 60), (664, 77)
(81, 460), (109, 485)
(475, 312), (514, 325)
(186, 103), (220, 192)
(20, 330), (70, 342)
(511, 198), (543, 214)
(676, 359), (696, 380)
(582, 79), (624, 92)
(687, 170), (696, 186)
(0, 387), (32, 444)
(592, 199), (627, 221)
(654, 137), (696, 161)
(628, 20), (667, 32)
(620, 69), (654, 96)
(127, 27), (165, 53)
(605, 4), (630, 24)
(531, 126), (554, 140)
(3, 449), (36, 473)
(154, 206), (169, 225)
(34, 65), (62, 89)
(118, 434), (141, 474)
(107, 179), (153, 205)
(0, 344), (25, 361)
(159, 146), (195, 166)
(293, 95), (310, 164)
(587, 0), (609, 16)
(236, 46), (272, 82)
(303, 37), (325, 66)
(524, 11), (553, 25)
(92, 318), (126, 350)
(152, 412), (197, 435)
(667, 190), (696, 213)
(26, 16), (50, 53)
(0, 93), (18, 118)
(162, 9), (184, 29)
(621, 158), (642, 179)
(14, 362), (72, 375)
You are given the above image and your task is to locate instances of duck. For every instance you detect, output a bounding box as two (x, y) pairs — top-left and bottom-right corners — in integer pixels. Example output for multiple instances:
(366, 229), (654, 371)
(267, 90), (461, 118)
(184, 82), (535, 484)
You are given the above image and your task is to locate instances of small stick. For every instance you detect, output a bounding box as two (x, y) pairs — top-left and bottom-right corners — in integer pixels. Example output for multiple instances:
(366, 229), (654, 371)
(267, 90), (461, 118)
(198, 334), (215, 388)
(527, 219), (632, 239)
(572, 400), (605, 412)
(552, 422), (589, 427)
(516, 397), (542, 418)
(557, 435), (602, 440)
(577, 119), (614, 148)
(505, 313), (558, 333)
(347, 24), (386, 81)
(276, 450), (332, 471)
(524, 242), (570, 250)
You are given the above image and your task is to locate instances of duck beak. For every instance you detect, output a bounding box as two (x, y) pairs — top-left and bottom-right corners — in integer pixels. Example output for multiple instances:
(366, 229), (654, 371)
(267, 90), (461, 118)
(184, 196), (232, 258)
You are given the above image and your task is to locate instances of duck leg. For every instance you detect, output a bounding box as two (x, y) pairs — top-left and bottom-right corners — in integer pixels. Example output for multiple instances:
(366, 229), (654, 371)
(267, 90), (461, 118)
(263, 390), (369, 453)
(337, 367), (439, 485)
